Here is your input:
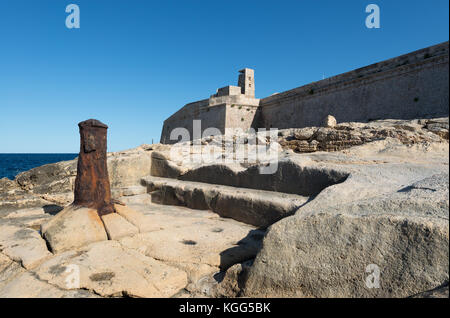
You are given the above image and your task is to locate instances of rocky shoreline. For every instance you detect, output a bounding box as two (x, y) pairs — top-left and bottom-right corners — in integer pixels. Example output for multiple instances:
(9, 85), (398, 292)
(0, 117), (448, 298)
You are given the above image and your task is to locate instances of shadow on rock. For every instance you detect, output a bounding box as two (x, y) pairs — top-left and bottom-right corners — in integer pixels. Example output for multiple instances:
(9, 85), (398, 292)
(42, 204), (64, 215)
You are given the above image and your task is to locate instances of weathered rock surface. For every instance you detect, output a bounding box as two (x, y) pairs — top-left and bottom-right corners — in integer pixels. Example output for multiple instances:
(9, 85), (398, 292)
(245, 213), (448, 298)
(114, 203), (160, 233)
(101, 212), (139, 240)
(211, 260), (253, 297)
(322, 115), (337, 128)
(119, 217), (261, 270)
(35, 240), (188, 298)
(0, 196), (264, 297)
(0, 178), (19, 193)
(151, 151), (187, 178)
(243, 142), (449, 298)
(108, 148), (152, 189)
(0, 225), (52, 269)
(0, 252), (24, 284)
(143, 176), (308, 227)
(0, 271), (98, 298)
(0, 117), (448, 298)
(15, 160), (77, 194)
(410, 283), (449, 298)
(0, 191), (54, 216)
(278, 117), (449, 153)
(117, 202), (264, 296)
(41, 206), (108, 253)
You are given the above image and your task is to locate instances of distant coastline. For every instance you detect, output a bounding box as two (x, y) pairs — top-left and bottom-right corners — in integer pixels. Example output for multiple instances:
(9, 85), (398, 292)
(0, 153), (78, 180)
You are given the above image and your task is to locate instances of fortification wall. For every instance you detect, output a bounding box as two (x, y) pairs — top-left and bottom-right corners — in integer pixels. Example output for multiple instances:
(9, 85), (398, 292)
(225, 104), (259, 133)
(259, 42), (449, 129)
(160, 42), (449, 144)
(161, 94), (260, 143)
(160, 101), (226, 144)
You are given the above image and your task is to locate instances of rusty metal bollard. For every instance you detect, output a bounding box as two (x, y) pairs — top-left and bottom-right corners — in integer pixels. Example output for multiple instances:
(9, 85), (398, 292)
(73, 119), (114, 216)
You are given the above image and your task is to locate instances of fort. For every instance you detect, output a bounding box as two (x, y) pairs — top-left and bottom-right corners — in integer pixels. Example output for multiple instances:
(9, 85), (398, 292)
(161, 41), (449, 143)
(1, 44), (449, 298)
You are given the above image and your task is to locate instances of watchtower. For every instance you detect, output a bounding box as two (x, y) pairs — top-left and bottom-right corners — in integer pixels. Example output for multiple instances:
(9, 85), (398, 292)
(238, 68), (255, 97)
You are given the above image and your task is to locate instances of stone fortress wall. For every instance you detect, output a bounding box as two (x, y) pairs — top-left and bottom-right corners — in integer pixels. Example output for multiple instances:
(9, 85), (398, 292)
(259, 41), (449, 129)
(160, 41), (449, 143)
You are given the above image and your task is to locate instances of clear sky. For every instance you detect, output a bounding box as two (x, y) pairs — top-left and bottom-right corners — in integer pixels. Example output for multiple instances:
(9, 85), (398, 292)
(0, 0), (448, 153)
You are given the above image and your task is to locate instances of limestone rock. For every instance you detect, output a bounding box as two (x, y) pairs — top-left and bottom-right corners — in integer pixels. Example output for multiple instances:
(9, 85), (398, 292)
(108, 151), (151, 188)
(0, 271), (97, 298)
(2, 207), (54, 229)
(0, 116), (448, 298)
(0, 178), (19, 192)
(0, 253), (24, 284)
(293, 127), (316, 140)
(0, 192), (53, 215)
(111, 186), (147, 199)
(411, 284), (449, 298)
(0, 225), (52, 269)
(171, 262), (219, 295)
(150, 151), (186, 178)
(41, 205), (108, 253)
(15, 160), (77, 194)
(426, 118), (449, 139)
(0, 253), (13, 272)
(142, 175), (310, 227)
(322, 115), (337, 127)
(42, 192), (73, 206)
(114, 204), (160, 233)
(211, 260), (253, 297)
(35, 240), (188, 298)
(243, 173), (449, 298)
(245, 213), (448, 298)
(117, 193), (152, 206)
(278, 117), (448, 153)
(119, 221), (262, 270)
(101, 213), (139, 240)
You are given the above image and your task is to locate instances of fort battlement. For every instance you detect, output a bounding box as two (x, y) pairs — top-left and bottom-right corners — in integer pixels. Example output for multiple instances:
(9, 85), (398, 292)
(161, 41), (449, 143)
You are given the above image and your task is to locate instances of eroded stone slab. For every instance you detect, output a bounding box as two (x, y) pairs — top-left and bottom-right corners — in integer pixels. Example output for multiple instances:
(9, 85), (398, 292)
(114, 204), (160, 233)
(35, 240), (188, 298)
(101, 213), (138, 240)
(0, 225), (52, 269)
(0, 271), (97, 298)
(120, 219), (262, 270)
(0, 253), (24, 284)
(41, 205), (108, 253)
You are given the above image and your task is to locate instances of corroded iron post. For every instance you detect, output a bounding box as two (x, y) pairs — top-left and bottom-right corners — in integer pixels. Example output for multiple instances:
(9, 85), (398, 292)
(73, 119), (114, 216)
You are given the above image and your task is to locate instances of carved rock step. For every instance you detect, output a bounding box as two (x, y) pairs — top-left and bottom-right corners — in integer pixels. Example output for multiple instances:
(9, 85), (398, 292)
(115, 201), (265, 295)
(141, 176), (309, 227)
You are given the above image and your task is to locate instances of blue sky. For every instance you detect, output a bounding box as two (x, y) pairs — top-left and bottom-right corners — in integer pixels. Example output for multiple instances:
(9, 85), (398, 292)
(0, 0), (448, 153)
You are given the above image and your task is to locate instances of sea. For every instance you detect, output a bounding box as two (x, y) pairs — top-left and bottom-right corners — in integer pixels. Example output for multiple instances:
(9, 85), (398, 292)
(0, 154), (78, 180)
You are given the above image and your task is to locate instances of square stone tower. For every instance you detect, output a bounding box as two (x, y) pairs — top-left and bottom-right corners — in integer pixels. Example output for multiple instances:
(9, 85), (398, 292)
(238, 68), (255, 97)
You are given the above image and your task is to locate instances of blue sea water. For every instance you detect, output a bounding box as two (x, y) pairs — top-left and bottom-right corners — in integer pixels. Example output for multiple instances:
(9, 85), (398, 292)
(0, 154), (78, 180)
